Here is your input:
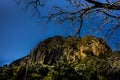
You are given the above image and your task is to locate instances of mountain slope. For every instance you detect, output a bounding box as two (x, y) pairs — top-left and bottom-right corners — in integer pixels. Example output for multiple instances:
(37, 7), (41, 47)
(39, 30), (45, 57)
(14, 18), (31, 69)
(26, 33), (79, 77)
(0, 35), (120, 80)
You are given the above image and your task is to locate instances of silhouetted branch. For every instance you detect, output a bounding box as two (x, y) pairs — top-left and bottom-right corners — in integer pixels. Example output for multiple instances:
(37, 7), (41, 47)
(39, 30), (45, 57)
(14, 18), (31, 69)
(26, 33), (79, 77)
(16, 0), (120, 50)
(86, 0), (120, 10)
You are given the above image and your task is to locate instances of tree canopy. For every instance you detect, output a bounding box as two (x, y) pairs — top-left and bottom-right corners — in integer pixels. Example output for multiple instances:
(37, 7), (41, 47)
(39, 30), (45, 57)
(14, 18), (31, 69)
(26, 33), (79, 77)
(16, 0), (120, 50)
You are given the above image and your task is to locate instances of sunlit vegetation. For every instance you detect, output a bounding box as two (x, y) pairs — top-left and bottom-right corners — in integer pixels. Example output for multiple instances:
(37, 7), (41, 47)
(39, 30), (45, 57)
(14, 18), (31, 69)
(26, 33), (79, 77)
(0, 36), (120, 80)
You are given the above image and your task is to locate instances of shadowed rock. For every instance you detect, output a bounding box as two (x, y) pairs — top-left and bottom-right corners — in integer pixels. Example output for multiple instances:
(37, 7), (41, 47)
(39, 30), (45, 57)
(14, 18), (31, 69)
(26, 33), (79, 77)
(10, 35), (112, 66)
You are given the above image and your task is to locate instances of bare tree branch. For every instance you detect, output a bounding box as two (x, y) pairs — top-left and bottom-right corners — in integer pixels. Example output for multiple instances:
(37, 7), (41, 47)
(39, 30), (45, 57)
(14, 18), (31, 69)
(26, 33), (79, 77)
(16, 0), (120, 50)
(86, 0), (120, 10)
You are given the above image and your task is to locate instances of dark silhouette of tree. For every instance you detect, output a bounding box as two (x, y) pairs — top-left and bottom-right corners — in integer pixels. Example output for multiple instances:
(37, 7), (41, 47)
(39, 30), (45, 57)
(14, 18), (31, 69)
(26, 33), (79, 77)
(16, 0), (120, 50)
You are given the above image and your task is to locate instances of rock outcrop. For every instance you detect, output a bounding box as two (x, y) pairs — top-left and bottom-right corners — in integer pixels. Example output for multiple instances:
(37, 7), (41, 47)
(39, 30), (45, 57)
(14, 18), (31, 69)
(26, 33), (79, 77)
(2, 35), (120, 80)
(10, 35), (111, 66)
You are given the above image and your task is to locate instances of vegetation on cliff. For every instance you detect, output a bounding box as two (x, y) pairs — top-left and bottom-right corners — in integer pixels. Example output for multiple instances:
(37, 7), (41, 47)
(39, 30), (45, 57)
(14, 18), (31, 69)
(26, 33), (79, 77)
(0, 36), (120, 80)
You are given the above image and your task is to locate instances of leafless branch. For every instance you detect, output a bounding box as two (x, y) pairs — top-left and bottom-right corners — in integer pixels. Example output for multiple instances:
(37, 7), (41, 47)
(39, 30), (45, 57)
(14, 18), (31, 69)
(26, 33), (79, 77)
(16, 0), (120, 50)
(86, 0), (120, 10)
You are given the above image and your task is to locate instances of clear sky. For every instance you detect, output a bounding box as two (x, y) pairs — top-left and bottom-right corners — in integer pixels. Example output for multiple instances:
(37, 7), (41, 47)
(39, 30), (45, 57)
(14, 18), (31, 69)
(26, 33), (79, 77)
(0, 0), (71, 66)
(0, 0), (119, 66)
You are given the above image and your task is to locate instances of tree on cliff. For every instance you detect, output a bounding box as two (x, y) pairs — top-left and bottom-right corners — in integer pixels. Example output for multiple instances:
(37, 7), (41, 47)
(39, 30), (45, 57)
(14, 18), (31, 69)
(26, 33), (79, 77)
(16, 0), (120, 50)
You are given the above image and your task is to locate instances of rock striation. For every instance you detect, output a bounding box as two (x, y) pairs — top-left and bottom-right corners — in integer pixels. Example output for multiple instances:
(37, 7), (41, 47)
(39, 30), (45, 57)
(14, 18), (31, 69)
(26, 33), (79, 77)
(10, 35), (111, 66)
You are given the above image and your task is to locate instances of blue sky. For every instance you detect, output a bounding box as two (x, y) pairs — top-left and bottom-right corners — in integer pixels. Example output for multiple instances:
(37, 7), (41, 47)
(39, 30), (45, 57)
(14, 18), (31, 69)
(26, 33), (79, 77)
(0, 0), (120, 66)
(0, 0), (71, 66)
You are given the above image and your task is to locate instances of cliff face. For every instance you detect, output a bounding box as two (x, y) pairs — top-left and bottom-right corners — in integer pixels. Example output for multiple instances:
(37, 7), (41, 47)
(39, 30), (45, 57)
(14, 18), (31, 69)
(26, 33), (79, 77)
(10, 35), (111, 66)
(1, 35), (120, 80)
(29, 36), (64, 65)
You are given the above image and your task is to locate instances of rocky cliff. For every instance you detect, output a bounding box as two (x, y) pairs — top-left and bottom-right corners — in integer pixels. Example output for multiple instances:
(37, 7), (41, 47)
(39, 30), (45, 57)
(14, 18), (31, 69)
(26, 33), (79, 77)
(0, 35), (120, 80)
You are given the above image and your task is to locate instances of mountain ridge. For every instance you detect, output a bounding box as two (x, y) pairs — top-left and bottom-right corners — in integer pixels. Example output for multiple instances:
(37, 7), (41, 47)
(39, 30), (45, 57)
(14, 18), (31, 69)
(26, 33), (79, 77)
(10, 35), (111, 66)
(1, 35), (120, 80)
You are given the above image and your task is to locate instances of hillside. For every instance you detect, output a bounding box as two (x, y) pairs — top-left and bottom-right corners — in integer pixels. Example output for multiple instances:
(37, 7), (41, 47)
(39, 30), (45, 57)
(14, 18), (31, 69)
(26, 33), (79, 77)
(0, 35), (120, 80)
